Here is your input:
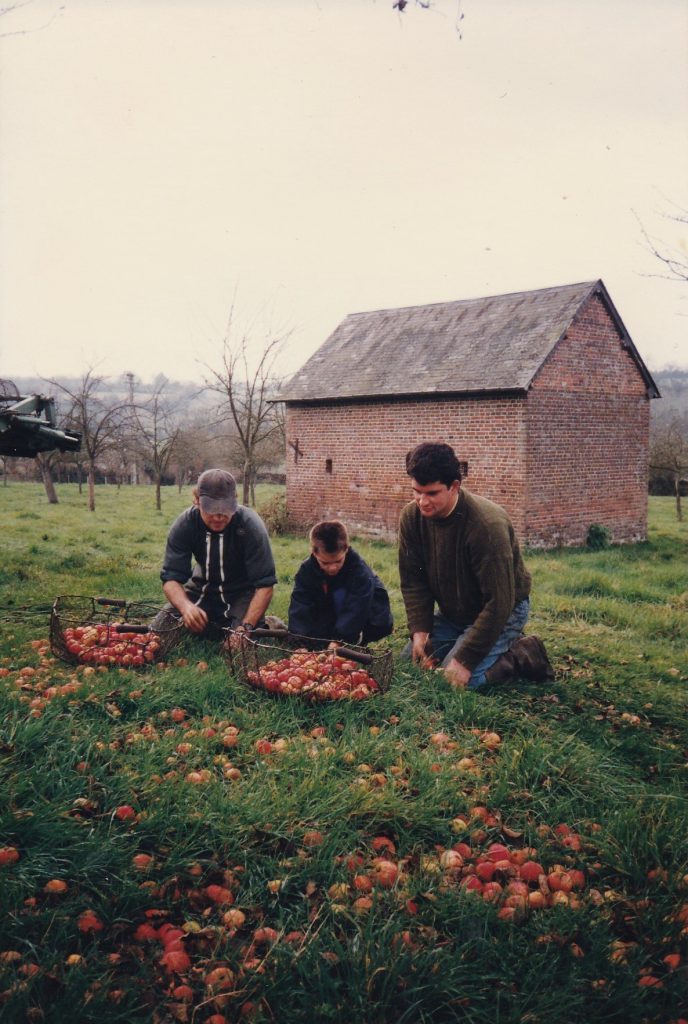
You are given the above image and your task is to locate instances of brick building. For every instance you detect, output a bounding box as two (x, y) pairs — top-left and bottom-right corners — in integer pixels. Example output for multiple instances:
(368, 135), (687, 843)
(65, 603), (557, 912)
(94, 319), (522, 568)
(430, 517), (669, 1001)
(279, 280), (659, 547)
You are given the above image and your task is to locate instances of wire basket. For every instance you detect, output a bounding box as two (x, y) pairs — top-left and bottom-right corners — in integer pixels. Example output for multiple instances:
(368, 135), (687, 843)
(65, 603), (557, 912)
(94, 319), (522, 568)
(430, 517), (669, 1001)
(50, 596), (183, 667)
(223, 627), (393, 701)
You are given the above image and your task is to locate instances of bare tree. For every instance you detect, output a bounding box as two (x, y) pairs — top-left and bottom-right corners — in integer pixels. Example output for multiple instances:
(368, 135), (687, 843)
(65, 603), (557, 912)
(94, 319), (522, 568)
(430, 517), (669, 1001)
(650, 413), (688, 521)
(128, 375), (183, 510)
(271, 397), (287, 455)
(392, 0), (465, 35)
(13, 388), (80, 503)
(35, 451), (59, 504)
(46, 370), (129, 512)
(202, 308), (290, 505)
(637, 201), (688, 287)
(170, 418), (213, 492)
(0, 0), (65, 38)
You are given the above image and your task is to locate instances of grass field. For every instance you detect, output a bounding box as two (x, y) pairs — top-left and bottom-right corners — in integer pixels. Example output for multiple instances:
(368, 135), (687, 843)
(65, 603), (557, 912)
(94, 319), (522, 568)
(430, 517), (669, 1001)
(1, 484), (687, 1024)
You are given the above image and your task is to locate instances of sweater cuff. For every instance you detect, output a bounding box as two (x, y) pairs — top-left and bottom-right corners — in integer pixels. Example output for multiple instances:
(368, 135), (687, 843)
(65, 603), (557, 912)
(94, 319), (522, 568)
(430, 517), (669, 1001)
(407, 620), (434, 637)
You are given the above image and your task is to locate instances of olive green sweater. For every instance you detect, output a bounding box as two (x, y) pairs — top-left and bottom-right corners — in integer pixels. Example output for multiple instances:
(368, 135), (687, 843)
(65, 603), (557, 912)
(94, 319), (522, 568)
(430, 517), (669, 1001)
(398, 488), (531, 671)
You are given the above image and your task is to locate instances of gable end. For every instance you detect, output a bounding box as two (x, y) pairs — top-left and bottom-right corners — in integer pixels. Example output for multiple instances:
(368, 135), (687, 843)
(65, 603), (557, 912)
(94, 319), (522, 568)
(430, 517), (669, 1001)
(525, 280), (660, 398)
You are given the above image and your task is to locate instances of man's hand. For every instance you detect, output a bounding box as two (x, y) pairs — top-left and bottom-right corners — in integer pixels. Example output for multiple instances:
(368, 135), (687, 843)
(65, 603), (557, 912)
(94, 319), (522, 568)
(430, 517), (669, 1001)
(443, 657), (471, 689)
(411, 632), (436, 669)
(162, 581), (208, 634)
(180, 601), (208, 634)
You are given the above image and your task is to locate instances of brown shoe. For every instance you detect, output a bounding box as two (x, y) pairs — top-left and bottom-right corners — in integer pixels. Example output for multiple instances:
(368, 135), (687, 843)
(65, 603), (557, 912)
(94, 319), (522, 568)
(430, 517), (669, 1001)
(509, 635), (555, 682)
(484, 650), (517, 685)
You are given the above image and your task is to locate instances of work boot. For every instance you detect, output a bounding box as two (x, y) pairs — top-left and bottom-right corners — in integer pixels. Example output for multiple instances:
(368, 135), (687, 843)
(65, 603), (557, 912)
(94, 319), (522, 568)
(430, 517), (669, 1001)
(264, 614), (288, 631)
(484, 650), (517, 685)
(509, 635), (555, 682)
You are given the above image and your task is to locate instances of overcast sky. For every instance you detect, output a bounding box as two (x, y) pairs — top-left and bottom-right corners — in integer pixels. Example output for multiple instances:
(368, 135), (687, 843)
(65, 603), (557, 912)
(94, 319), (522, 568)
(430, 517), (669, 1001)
(1, 0), (686, 387)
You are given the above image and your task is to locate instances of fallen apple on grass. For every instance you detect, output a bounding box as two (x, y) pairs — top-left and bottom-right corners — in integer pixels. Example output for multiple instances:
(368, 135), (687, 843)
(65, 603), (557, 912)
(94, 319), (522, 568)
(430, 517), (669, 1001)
(0, 846), (20, 867)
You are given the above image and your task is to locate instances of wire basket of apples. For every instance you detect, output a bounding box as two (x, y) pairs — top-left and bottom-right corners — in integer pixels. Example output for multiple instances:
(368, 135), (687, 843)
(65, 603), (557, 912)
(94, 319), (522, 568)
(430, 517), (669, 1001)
(223, 627), (393, 701)
(50, 595), (183, 668)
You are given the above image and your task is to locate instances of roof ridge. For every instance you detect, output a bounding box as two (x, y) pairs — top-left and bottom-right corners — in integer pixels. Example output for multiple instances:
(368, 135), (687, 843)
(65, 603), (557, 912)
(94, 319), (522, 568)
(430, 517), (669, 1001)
(345, 280), (600, 319)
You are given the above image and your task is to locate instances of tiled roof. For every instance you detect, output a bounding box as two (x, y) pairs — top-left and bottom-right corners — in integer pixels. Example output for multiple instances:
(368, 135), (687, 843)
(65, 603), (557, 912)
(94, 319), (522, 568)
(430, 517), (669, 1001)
(279, 280), (658, 402)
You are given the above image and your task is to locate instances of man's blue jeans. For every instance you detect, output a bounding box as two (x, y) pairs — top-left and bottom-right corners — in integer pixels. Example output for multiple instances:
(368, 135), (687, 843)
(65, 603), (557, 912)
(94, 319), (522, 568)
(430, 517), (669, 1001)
(403, 599), (530, 690)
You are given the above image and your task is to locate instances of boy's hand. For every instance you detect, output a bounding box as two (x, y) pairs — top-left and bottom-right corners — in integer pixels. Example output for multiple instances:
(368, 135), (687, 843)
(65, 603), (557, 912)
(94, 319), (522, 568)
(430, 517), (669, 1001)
(228, 623), (254, 649)
(227, 631), (247, 650)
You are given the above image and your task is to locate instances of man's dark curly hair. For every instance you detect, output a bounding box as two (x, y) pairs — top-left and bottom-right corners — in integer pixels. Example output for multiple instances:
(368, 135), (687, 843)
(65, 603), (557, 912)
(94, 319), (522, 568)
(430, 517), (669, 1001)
(405, 442), (462, 487)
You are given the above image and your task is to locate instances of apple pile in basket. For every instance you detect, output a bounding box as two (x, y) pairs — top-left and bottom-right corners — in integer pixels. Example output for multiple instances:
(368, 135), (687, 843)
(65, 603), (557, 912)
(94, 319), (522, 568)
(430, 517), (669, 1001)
(225, 625), (387, 702)
(246, 647), (380, 701)
(61, 624), (161, 667)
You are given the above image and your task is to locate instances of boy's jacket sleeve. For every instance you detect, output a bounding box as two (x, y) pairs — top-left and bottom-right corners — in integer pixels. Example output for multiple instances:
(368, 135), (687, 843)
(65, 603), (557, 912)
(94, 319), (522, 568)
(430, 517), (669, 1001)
(288, 561), (316, 636)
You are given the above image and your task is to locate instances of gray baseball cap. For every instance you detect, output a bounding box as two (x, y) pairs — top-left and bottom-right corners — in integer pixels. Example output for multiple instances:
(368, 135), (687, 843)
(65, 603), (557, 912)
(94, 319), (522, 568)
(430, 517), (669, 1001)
(197, 469), (238, 516)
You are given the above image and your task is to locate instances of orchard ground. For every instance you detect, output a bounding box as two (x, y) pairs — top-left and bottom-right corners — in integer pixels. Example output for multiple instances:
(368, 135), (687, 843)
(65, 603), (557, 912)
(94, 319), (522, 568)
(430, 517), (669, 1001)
(0, 484), (687, 1024)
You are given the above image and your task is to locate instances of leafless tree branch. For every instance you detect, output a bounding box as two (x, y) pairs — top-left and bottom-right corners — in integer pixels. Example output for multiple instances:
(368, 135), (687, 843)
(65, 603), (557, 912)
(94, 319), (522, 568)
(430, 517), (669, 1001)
(635, 203), (688, 285)
(201, 301), (291, 505)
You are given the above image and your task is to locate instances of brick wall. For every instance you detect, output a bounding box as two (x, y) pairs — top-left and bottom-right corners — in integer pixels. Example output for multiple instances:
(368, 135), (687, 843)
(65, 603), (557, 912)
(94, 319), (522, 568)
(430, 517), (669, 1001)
(285, 395), (526, 540)
(285, 293), (652, 548)
(525, 293), (650, 545)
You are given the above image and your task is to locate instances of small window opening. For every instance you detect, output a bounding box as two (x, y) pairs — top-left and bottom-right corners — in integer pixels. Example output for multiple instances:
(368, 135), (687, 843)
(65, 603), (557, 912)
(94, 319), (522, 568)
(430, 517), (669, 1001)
(325, 458), (333, 474)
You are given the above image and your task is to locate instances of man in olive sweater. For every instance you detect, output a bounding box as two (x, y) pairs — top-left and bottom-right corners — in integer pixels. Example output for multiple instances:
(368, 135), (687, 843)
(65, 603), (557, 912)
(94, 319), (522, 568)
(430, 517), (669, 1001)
(399, 442), (553, 690)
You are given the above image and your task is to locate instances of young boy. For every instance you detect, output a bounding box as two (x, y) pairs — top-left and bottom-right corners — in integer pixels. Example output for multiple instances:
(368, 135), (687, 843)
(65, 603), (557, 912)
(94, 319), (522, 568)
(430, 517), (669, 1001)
(288, 521), (393, 646)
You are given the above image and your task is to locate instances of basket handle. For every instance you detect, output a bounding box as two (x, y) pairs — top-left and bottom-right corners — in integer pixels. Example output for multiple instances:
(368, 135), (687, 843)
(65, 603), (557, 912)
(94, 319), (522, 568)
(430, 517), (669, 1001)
(114, 624), (152, 635)
(246, 628), (373, 665)
(96, 597), (127, 607)
(334, 645), (374, 666)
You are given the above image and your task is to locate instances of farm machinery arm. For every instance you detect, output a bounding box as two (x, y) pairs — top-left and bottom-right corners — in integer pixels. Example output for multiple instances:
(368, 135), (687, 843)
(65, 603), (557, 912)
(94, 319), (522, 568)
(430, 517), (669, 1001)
(0, 384), (81, 458)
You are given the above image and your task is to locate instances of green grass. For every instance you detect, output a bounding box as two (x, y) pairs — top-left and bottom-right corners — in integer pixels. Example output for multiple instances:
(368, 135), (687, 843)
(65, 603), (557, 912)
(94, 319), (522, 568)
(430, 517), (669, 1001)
(0, 485), (687, 1023)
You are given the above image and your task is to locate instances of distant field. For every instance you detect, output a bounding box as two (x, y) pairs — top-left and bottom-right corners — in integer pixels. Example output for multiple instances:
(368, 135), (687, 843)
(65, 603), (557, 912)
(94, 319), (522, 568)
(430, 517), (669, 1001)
(0, 486), (686, 1023)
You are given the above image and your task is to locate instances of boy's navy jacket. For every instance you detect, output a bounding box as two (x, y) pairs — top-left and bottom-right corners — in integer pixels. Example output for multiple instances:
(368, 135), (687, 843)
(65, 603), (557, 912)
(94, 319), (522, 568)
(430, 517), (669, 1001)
(288, 548), (393, 645)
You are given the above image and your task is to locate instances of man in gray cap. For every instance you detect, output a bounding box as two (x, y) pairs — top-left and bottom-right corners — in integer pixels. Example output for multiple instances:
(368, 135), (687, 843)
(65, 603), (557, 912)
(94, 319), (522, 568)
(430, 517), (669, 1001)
(156, 468), (277, 638)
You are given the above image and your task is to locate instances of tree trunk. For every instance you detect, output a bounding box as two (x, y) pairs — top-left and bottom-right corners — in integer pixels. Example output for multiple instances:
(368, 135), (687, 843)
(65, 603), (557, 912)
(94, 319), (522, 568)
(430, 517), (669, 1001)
(2, 456), (7, 486)
(156, 476), (162, 511)
(38, 456), (59, 504)
(676, 473), (683, 522)
(88, 462), (96, 511)
(242, 460), (251, 505)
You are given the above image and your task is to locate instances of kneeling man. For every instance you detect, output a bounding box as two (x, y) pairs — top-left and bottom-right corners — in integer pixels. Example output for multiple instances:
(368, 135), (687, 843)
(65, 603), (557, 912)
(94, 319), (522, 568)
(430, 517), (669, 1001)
(156, 469), (277, 639)
(398, 442), (553, 689)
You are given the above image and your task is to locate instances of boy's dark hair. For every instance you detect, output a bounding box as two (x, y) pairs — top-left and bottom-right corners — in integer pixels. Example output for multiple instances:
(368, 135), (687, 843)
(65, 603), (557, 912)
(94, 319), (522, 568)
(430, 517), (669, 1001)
(310, 520), (349, 553)
(405, 442), (462, 487)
